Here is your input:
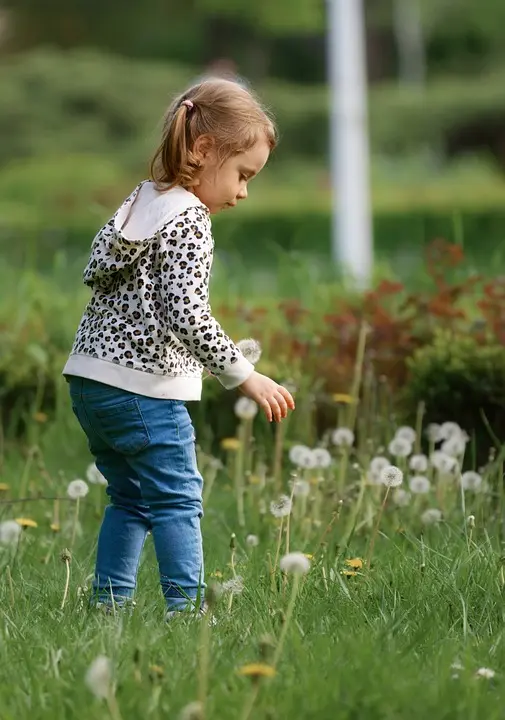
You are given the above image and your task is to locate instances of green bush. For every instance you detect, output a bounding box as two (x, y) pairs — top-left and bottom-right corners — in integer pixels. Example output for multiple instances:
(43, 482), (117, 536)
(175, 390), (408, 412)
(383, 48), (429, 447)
(3, 47), (505, 170)
(402, 329), (505, 461)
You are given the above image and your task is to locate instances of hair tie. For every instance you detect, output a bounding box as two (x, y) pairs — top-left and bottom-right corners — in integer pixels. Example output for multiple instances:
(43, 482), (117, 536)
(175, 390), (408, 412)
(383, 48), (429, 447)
(181, 99), (194, 111)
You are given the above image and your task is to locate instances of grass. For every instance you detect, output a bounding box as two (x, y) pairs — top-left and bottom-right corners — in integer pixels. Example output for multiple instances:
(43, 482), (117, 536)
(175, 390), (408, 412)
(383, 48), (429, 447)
(1, 381), (505, 719)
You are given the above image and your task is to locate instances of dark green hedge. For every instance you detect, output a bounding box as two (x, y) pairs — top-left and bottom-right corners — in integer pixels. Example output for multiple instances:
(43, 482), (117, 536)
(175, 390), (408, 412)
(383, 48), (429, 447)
(5, 208), (505, 275)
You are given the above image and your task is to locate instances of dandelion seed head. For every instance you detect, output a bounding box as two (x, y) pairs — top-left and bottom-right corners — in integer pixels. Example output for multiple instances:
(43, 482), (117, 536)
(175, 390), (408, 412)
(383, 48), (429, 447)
(395, 426), (416, 444)
(269, 495), (292, 518)
(85, 655), (112, 699)
(0, 520), (22, 546)
(246, 534), (259, 547)
(441, 435), (467, 458)
(393, 488), (411, 507)
(311, 448), (332, 469)
(289, 444), (312, 467)
(331, 427), (355, 448)
(279, 551), (311, 575)
(476, 667), (495, 679)
(421, 508), (442, 525)
(291, 479), (310, 498)
(430, 451), (457, 475)
(236, 338), (262, 365)
(67, 479), (89, 500)
(409, 475), (431, 495)
(440, 421), (463, 441)
(178, 700), (204, 720)
(409, 454), (428, 473)
(467, 515), (475, 527)
(426, 423), (443, 443)
(221, 576), (244, 595)
(461, 471), (483, 492)
(388, 437), (412, 458)
(234, 397), (258, 420)
(380, 465), (404, 488)
(370, 456), (390, 476)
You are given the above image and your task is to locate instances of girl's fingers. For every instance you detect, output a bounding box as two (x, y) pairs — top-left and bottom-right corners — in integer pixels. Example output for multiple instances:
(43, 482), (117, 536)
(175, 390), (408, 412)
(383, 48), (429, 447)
(260, 397), (273, 422)
(278, 386), (295, 409)
(269, 397), (282, 423)
(274, 391), (288, 418)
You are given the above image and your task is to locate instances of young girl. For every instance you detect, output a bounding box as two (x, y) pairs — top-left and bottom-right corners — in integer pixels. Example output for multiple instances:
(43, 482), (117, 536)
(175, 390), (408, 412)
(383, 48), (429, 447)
(63, 77), (295, 616)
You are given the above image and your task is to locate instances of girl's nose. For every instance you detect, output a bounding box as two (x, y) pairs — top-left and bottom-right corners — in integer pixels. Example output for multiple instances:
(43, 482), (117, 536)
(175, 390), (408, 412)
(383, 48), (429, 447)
(237, 185), (248, 200)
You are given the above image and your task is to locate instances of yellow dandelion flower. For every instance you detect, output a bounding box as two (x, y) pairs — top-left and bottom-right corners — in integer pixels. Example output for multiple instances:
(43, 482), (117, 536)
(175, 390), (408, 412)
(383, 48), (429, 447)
(50, 523), (61, 533)
(0, 483), (10, 492)
(332, 393), (354, 405)
(247, 475), (262, 485)
(341, 570), (358, 578)
(304, 553), (314, 560)
(148, 664), (164, 679)
(238, 663), (276, 679)
(210, 570), (223, 578)
(220, 437), (241, 451)
(15, 518), (38, 528)
(33, 412), (48, 423)
(345, 558), (363, 570)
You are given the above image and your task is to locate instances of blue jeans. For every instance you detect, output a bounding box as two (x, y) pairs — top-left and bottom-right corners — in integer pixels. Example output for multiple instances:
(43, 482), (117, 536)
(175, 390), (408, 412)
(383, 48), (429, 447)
(68, 376), (205, 611)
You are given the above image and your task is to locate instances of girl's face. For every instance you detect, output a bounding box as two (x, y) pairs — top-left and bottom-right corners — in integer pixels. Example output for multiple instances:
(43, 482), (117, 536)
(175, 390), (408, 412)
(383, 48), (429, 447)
(191, 136), (270, 214)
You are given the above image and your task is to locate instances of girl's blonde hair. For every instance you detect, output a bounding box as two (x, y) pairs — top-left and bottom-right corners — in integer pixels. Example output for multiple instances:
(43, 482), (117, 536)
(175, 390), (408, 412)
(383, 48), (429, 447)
(150, 77), (277, 190)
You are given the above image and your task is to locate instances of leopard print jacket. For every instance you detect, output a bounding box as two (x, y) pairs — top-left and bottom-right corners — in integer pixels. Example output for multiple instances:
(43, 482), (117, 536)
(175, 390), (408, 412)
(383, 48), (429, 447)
(62, 183), (254, 400)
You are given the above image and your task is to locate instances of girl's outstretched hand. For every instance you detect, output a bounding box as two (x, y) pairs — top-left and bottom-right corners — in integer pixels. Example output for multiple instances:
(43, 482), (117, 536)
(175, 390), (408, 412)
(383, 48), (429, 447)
(238, 371), (295, 422)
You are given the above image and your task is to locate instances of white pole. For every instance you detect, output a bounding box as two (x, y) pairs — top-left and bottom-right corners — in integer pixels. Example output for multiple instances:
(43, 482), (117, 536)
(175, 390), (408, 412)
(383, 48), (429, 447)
(328, 0), (373, 287)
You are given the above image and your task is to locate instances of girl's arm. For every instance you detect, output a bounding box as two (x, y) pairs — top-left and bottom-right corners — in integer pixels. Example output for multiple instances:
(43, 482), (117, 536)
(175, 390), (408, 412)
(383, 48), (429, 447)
(159, 206), (254, 389)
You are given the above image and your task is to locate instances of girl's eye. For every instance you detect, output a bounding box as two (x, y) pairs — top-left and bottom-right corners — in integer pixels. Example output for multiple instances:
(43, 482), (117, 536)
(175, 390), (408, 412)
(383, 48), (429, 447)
(240, 174), (248, 182)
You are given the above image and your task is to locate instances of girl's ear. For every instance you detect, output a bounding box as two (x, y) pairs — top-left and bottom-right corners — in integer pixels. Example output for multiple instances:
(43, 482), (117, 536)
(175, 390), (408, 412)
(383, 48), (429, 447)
(193, 134), (216, 163)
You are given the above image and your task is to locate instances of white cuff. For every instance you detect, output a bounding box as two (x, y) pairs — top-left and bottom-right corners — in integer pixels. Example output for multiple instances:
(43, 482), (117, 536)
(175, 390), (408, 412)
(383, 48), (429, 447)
(217, 355), (255, 390)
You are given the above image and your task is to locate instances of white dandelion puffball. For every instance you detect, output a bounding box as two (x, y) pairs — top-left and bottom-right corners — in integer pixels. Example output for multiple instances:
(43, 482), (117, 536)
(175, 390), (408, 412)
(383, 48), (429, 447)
(408, 475), (431, 495)
(331, 427), (355, 448)
(291, 479), (310, 498)
(67, 479), (89, 500)
(393, 489), (411, 507)
(246, 534), (259, 547)
(409, 454), (428, 473)
(178, 701), (204, 720)
(312, 448), (332, 469)
(236, 338), (262, 365)
(280, 551), (311, 575)
(86, 463), (107, 486)
(475, 667), (495, 680)
(430, 451), (457, 475)
(440, 421), (463, 441)
(289, 444), (312, 467)
(85, 655), (112, 699)
(441, 435), (467, 458)
(388, 437), (413, 458)
(461, 471), (483, 492)
(221, 576), (244, 595)
(269, 495), (292, 518)
(370, 456), (390, 476)
(395, 426), (416, 444)
(426, 423), (443, 444)
(380, 465), (404, 488)
(234, 397), (258, 420)
(0, 520), (22, 546)
(421, 508), (442, 525)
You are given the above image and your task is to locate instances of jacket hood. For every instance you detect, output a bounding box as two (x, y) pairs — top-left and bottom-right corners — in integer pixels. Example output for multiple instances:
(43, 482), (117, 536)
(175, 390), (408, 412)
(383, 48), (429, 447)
(83, 182), (206, 290)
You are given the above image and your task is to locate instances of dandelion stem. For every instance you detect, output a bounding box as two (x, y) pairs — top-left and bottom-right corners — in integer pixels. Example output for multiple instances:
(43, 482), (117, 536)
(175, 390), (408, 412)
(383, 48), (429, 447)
(272, 574), (301, 667)
(70, 497), (80, 549)
(271, 517), (284, 591)
(414, 401), (425, 454)
(366, 485), (391, 566)
(106, 690), (123, 720)
(61, 558), (71, 610)
(240, 681), (262, 720)
(6, 564), (14, 608)
(197, 608), (212, 717)
(234, 423), (248, 528)
(273, 421), (286, 494)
